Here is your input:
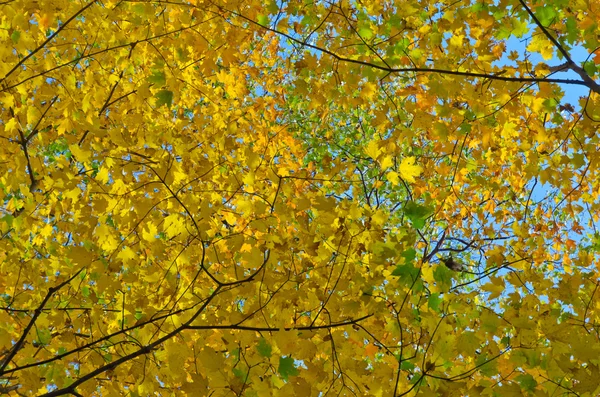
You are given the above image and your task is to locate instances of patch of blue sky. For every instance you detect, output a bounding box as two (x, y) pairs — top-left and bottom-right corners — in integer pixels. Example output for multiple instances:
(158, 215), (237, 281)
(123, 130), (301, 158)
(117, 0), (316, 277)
(494, 32), (593, 109)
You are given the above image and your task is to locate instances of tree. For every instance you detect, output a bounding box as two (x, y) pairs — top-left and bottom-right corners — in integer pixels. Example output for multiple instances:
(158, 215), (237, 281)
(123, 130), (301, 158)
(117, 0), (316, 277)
(1, 0), (599, 395)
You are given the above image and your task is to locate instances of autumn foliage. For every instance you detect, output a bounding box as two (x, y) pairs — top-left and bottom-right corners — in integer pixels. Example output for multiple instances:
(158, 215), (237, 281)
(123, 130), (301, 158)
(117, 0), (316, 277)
(1, 0), (600, 395)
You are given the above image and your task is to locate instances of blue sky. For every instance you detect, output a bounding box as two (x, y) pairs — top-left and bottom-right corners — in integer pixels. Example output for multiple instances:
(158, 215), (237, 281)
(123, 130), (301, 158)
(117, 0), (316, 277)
(497, 34), (592, 108)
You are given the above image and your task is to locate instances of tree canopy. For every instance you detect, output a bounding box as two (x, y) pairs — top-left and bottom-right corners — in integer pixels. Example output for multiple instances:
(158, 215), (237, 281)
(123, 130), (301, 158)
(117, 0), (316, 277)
(1, 0), (600, 395)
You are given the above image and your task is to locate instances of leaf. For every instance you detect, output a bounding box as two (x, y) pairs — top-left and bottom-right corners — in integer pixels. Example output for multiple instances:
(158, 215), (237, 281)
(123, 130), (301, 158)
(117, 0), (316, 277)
(403, 201), (432, 229)
(278, 356), (299, 380)
(391, 263), (419, 281)
(516, 373), (537, 392)
(386, 170), (400, 185)
(402, 248), (417, 264)
(583, 61), (597, 77)
(427, 293), (442, 312)
(400, 360), (415, 371)
(536, 6), (557, 26)
(36, 328), (52, 346)
(257, 337), (272, 357)
(257, 14), (269, 26)
(11, 30), (20, 44)
(457, 331), (480, 355)
(365, 343), (379, 359)
(433, 265), (453, 292)
(399, 157), (422, 183)
(358, 27), (373, 39)
(148, 70), (166, 86)
(155, 90), (173, 108)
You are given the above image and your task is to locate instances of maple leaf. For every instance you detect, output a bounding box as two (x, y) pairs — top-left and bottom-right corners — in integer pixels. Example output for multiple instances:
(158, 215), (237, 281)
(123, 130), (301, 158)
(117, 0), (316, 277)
(399, 156), (423, 183)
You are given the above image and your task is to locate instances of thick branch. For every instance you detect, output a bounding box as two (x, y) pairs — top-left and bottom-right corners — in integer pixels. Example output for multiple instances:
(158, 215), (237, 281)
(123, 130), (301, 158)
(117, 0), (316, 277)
(0, 1), (96, 84)
(518, 0), (600, 93)
(38, 286), (222, 397)
(229, 8), (600, 93)
(186, 313), (373, 331)
(0, 268), (84, 375)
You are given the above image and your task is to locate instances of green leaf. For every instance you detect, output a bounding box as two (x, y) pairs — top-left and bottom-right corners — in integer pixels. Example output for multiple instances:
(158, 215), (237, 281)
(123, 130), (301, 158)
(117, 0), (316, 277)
(402, 248), (417, 264)
(409, 48), (423, 60)
(37, 328), (52, 346)
(148, 70), (166, 86)
(471, 2), (486, 12)
(495, 25), (511, 40)
(433, 265), (453, 292)
(392, 247), (419, 281)
(475, 353), (498, 377)
(132, 4), (146, 15)
(359, 27), (373, 39)
(516, 374), (537, 392)
(11, 30), (20, 44)
(257, 14), (269, 26)
(391, 263), (419, 281)
(1, 215), (14, 227)
(233, 367), (247, 381)
(565, 17), (578, 44)
(542, 97), (559, 112)
(536, 6), (557, 26)
(428, 293), (442, 312)
(257, 337), (272, 357)
(371, 241), (397, 260)
(400, 360), (415, 370)
(459, 122), (472, 134)
(404, 201), (433, 229)
(155, 90), (173, 108)
(393, 37), (411, 53)
(511, 18), (528, 38)
(267, 1), (279, 14)
(457, 331), (480, 355)
(278, 356), (299, 380)
(583, 61), (597, 77)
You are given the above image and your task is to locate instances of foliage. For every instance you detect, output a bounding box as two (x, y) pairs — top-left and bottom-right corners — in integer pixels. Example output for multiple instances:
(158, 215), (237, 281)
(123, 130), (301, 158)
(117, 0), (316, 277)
(1, 0), (600, 396)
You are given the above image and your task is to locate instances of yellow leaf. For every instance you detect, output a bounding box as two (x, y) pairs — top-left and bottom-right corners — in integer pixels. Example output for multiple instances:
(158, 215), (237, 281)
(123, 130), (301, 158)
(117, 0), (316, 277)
(96, 167), (110, 184)
(380, 155), (394, 170)
(361, 82), (378, 100)
(399, 156), (423, 183)
(4, 118), (18, 133)
(142, 222), (158, 242)
(364, 140), (380, 159)
(69, 144), (91, 163)
(165, 339), (188, 381)
(117, 246), (137, 264)
(386, 170), (400, 185)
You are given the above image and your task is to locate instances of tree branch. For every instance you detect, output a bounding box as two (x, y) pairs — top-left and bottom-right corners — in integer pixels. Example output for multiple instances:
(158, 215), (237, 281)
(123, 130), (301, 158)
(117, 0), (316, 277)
(0, 268), (85, 375)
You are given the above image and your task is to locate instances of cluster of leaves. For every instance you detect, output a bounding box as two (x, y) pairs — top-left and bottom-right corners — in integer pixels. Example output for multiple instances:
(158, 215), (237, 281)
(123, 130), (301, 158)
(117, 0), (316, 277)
(1, 0), (599, 396)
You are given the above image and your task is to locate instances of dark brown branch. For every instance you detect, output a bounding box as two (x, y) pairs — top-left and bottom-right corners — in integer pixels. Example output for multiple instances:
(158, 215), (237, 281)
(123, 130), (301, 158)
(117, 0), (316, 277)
(518, 0), (600, 93)
(0, 267), (85, 375)
(17, 127), (37, 193)
(0, 16), (218, 93)
(429, 346), (512, 382)
(187, 314), (374, 332)
(582, 281), (599, 333)
(38, 286), (223, 397)
(1, 301), (203, 375)
(229, 8), (598, 92)
(24, 96), (58, 144)
(517, 0), (572, 62)
(0, 1), (96, 84)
